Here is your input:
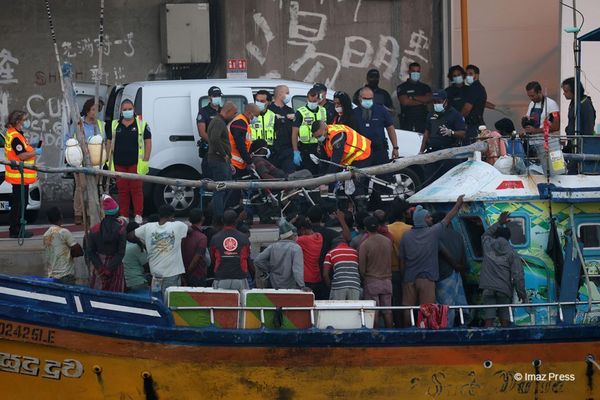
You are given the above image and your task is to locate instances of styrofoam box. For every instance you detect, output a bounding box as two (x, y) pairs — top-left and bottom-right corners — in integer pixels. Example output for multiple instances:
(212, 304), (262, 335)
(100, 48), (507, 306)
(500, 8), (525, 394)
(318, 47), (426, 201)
(242, 289), (314, 329)
(315, 300), (376, 329)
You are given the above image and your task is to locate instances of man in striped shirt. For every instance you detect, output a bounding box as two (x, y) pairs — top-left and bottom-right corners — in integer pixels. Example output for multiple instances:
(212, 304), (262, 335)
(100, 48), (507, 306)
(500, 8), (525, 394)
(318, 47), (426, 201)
(323, 236), (362, 300)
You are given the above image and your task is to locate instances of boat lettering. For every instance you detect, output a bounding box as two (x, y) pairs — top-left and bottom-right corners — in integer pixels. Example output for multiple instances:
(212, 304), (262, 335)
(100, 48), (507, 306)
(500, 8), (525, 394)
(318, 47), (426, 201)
(0, 352), (83, 379)
(0, 322), (55, 343)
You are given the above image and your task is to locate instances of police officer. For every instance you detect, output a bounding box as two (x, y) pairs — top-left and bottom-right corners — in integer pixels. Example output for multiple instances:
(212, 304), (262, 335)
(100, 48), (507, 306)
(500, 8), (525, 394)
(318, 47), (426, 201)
(396, 62), (432, 133)
(462, 64), (488, 141)
(311, 121), (372, 212)
(313, 83), (336, 123)
(4, 110), (39, 238)
(251, 90), (276, 146)
(353, 69), (394, 111)
(269, 85), (296, 174)
(197, 86), (223, 178)
(292, 88), (326, 173)
(419, 90), (466, 182)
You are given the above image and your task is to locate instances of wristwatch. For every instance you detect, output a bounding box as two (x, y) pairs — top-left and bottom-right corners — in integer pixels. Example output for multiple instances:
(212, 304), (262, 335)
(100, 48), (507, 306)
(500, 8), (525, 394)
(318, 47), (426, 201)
(393, 146), (399, 150)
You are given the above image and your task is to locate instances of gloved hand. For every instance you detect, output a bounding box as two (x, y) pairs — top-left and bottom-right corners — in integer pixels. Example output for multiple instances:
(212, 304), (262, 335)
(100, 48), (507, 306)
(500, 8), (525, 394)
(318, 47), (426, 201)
(137, 160), (149, 175)
(35, 148), (43, 156)
(293, 150), (302, 166)
(440, 126), (453, 137)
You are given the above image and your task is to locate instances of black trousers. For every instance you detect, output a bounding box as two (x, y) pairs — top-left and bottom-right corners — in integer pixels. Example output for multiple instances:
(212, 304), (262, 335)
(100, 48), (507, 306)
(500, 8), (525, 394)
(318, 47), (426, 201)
(9, 184), (29, 235)
(298, 142), (320, 175)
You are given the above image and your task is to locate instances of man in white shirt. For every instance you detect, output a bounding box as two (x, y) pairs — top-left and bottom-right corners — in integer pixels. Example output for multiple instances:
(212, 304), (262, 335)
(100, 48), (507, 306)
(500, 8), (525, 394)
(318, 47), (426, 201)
(132, 205), (189, 300)
(523, 81), (560, 134)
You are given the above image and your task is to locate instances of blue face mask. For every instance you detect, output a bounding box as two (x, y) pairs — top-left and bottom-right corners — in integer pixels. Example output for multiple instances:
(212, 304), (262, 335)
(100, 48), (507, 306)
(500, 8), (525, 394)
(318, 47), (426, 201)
(361, 99), (373, 109)
(122, 110), (134, 119)
(212, 97), (223, 107)
(255, 102), (266, 112)
(465, 76), (475, 85)
(250, 116), (258, 125)
(453, 76), (464, 85)
(433, 103), (445, 113)
(284, 95), (291, 105)
(22, 120), (31, 130)
(307, 101), (319, 111)
(317, 135), (326, 143)
(410, 72), (421, 82)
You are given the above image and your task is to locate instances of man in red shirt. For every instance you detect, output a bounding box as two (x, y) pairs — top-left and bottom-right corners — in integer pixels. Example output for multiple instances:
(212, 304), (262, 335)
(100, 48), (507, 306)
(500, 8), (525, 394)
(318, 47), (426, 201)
(295, 217), (326, 299)
(181, 208), (208, 287)
(323, 236), (361, 300)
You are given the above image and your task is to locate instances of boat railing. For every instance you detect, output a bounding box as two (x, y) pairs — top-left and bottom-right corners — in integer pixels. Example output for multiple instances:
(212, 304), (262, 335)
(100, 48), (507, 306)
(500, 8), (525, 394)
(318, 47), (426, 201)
(169, 300), (600, 329)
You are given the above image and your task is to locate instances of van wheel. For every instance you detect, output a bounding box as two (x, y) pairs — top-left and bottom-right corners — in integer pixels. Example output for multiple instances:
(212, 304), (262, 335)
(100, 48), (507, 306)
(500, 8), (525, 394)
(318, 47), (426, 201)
(391, 168), (421, 199)
(152, 168), (200, 216)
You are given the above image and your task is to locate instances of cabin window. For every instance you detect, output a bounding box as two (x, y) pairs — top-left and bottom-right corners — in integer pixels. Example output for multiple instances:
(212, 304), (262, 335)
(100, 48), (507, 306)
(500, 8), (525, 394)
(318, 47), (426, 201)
(507, 217), (527, 246)
(292, 96), (307, 111)
(579, 224), (600, 250)
(460, 216), (485, 258)
(199, 96), (248, 112)
(134, 88), (143, 116)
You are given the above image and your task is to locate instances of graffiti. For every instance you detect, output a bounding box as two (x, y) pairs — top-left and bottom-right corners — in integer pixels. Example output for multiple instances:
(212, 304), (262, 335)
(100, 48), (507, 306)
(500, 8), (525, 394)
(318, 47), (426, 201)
(246, 2), (430, 88)
(33, 70), (83, 87)
(61, 32), (135, 59)
(25, 94), (64, 147)
(0, 49), (19, 84)
(0, 90), (9, 128)
(89, 65), (126, 85)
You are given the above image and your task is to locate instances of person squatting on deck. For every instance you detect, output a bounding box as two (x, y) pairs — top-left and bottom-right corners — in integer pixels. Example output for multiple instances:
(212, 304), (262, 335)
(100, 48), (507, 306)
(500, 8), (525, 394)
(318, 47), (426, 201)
(43, 207), (84, 285)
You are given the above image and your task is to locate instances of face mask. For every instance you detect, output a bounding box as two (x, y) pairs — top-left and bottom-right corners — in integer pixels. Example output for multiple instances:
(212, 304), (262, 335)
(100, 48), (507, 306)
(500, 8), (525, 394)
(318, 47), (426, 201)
(250, 116), (258, 125)
(122, 110), (134, 119)
(307, 101), (319, 111)
(465, 76), (475, 85)
(255, 102), (266, 112)
(335, 106), (343, 114)
(410, 72), (421, 82)
(284, 95), (291, 104)
(317, 135), (327, 143)
(453, 76), (464, 85)
(255, 147), (271, 158)
(212, 97), (223, 107)
(361, 99), (373, 109)
(22, 120), (31, 130)
(433, 103), (445, 113)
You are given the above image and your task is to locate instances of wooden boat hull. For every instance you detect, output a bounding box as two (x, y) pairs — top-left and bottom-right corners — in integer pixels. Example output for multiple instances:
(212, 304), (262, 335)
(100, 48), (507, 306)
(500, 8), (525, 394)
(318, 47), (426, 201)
(1, 316), (599, 399)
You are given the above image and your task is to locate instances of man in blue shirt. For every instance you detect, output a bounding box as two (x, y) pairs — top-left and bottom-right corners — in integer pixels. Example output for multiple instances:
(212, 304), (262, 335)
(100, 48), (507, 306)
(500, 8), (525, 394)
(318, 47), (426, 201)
(419, 90), (466, 182)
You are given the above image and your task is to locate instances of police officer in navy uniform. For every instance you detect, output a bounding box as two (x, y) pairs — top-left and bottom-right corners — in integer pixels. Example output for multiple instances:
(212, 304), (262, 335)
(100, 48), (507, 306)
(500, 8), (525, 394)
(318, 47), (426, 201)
(352, 69), (394, 111)
(197, 86), (223, 178)
(269, 85), (296, 174)
(462, 64), (488, 141)
(419, 90), (466, 182)
(396, 62), (432, 133)
(313, 83), (336, 123)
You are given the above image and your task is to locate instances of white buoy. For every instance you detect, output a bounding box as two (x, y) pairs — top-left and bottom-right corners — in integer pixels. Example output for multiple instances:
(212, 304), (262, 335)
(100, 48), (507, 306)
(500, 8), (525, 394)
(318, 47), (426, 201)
(65, 138), (83, 167)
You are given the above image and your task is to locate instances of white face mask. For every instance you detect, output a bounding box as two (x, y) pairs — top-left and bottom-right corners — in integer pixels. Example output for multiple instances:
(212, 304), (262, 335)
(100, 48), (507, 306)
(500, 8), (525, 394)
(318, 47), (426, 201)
(465, 76), (475, 85)
(335, 106), (343, 114)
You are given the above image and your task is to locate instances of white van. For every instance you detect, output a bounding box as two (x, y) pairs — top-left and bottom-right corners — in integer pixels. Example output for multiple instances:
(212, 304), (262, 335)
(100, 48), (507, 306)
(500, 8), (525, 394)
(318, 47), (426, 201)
(103, 79), (424, 214)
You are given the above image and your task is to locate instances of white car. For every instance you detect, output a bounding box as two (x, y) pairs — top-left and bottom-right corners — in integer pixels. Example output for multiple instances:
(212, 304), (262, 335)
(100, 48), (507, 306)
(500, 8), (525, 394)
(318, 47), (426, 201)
(0, 132), (42, 223)
(101, 78), (424, 214)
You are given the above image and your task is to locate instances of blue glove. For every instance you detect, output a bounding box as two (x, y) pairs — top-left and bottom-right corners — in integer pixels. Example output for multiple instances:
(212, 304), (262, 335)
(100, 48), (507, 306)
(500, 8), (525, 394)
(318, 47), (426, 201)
(293, 150), (302, 166)
(35, 148), (43, 156)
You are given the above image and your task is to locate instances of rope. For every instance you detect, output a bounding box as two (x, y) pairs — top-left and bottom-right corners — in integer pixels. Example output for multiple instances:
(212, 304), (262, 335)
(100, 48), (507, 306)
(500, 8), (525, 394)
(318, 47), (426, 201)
(17, 162), (26, 246)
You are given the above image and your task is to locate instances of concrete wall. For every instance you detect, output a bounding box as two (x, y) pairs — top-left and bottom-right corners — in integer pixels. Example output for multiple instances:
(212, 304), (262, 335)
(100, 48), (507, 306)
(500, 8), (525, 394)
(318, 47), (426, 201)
(0, 0), (442, 201)
(449, 0), (560, 130)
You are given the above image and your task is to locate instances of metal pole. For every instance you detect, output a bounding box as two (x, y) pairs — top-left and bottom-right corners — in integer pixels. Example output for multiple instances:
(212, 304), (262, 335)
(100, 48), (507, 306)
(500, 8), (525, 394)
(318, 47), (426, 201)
(460, 0), (469, 67)
(573, 0), (582, 170)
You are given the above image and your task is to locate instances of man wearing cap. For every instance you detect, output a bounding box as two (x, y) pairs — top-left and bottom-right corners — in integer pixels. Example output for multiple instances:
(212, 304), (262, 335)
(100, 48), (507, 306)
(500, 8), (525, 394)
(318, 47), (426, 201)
(254, 219), (305, 290)
(353, 68), (394, 111)
(399, 195), (464, 327)
(419, 90), (466, 181)
(197, 86), (224, 178)
(313, 83), (336, 123)
(292, 88), (327, 173)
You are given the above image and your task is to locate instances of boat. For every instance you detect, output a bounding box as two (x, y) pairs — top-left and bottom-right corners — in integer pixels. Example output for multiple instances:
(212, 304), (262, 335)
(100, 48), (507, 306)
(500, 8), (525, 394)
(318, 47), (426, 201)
(1, 153), (600, 399)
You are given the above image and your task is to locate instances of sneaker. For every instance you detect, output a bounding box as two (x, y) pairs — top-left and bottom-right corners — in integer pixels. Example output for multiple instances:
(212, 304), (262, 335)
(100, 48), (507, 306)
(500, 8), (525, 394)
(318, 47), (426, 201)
(9, 230), (34, 239)
(134, 215), (143, 224)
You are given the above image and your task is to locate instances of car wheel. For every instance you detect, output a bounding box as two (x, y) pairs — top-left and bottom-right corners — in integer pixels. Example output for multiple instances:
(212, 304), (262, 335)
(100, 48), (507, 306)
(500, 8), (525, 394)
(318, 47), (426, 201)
(25, 210), (39, 224)
(392, 168), (421, 199)
(152, 168), (201, 216)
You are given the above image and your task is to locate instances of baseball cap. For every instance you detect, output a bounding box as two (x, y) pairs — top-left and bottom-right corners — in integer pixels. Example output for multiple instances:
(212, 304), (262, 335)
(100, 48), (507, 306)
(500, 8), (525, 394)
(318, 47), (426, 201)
(312, 83), (327, 93)
(208, 86), (222, 96)
(367, 69), (380, 78)
(432, 90), (447, 101)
